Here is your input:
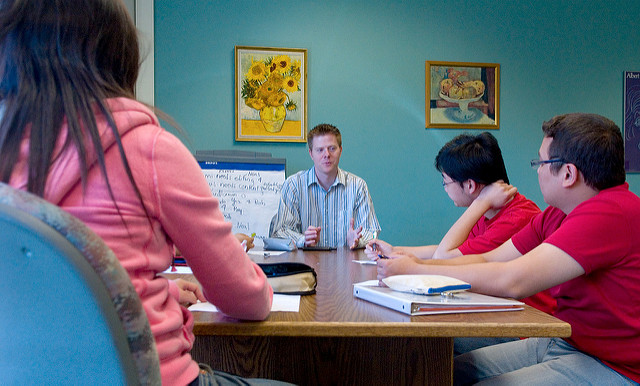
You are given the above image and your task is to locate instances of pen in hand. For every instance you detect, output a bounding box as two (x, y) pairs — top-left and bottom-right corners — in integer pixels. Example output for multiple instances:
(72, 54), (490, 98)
(372, 244), (389, 259)
(370, 243), (389, 259)
(371, 230), (378, 252)
(371, 231), (388, 259)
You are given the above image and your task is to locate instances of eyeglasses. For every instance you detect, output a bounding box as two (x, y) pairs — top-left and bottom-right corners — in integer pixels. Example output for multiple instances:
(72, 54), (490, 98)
(530, 158), (564, 169)
(442, 180), (457, 187)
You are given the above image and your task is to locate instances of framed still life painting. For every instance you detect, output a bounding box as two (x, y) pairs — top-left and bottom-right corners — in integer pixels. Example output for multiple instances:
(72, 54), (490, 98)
(426, 61), (500, 130)
(235, 46), (307, 142)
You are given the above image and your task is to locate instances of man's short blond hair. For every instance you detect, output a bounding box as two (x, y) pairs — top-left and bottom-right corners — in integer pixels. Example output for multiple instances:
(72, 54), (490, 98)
(308, 123), (342, 150)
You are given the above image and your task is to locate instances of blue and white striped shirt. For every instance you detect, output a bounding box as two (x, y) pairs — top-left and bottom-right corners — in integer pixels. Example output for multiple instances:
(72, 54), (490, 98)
(270, 167), (381, 248)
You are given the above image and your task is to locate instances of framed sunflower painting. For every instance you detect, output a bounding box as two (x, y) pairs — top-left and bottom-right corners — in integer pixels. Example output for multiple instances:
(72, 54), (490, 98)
(235, 46), (308, 142)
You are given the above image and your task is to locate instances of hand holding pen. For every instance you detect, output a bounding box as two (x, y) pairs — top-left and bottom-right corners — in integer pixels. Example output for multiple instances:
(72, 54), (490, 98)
(234, 233), (255, 251)
(365, 238), (393, 260)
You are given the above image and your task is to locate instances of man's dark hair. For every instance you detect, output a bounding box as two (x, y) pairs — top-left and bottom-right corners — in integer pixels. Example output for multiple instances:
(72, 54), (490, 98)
(435, 132), (509, 185)
(542, 113), (625, 190)
(308, 123), (341, 150)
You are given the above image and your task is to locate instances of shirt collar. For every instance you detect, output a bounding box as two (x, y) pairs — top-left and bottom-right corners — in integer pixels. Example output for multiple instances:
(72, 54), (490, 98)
(307, 167), (345, 189)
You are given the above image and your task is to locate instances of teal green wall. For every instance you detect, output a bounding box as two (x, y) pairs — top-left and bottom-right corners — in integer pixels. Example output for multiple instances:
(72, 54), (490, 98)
(154, 0), (640, 246)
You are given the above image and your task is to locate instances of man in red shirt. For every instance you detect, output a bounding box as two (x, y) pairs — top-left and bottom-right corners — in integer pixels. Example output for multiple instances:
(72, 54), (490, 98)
(366, 132), (555, 324)
(378, 114), (640, 385)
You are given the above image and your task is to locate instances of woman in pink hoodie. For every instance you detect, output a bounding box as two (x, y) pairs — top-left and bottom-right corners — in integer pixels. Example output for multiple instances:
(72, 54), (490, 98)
(0, 1), (281, 385)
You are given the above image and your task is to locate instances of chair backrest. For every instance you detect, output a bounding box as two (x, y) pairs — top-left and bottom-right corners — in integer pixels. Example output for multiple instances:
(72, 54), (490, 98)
(0, 183), (161, 385)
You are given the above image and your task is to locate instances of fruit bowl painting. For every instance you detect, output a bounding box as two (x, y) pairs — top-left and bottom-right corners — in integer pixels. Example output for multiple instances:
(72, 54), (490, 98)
(426, 61), (500, 130)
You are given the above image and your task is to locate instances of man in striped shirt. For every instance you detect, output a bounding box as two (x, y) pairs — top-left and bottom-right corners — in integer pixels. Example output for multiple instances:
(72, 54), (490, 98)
(270, 124), (381, 249)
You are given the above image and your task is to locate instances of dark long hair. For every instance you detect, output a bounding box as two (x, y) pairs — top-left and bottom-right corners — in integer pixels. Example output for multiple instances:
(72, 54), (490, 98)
(0, 0), (146, 219)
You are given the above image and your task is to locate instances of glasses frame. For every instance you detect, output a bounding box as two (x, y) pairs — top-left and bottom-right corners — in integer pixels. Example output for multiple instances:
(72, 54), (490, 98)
(530, 158), (564, 169)
(442, 180), (457, 187)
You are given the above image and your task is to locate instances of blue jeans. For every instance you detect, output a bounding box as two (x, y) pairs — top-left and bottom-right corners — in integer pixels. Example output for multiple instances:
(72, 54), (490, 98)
(454, 337), (519, 356)
(454, 337), (639, 385)
(192, 363), (296, 386)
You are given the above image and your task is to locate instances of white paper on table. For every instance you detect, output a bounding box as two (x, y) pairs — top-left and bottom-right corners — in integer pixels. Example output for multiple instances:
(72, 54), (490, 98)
(188, 294), (300, 313)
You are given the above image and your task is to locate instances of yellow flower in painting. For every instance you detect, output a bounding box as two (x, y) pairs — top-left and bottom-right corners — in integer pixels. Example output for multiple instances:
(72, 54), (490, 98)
(291, 60), (301, 80)
(273, 55), (291, 74)
(285, 100), (297, 111)
(245, 97), (266, 110)
(256, 83), (275, 101)
(240, 53), (301, 114)
(246, 59), (269, 81)
(241, 81), (257, 99)
(268, 61), (277, 73)
(267, 91), (287, 107)
(266, 71), (284, 89)
(284, 77), (298, 92)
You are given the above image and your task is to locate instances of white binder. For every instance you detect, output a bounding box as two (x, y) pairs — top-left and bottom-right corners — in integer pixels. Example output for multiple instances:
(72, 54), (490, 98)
(353, 281), (524, 316)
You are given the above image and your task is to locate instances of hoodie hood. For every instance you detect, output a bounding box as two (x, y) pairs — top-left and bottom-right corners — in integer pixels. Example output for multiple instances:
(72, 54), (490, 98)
(9, 98), (159, 205)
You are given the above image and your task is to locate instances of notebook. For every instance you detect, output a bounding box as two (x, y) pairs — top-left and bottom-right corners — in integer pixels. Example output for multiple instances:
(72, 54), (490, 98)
(353, 280), (524, 316)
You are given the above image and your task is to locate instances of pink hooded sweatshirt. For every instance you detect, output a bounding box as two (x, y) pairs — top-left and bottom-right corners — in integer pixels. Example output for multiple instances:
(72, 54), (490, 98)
(9, 98), (273, 385)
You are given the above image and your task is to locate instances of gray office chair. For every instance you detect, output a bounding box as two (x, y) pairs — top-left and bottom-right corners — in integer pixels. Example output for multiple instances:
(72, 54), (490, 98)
(0, 183), (161, 385)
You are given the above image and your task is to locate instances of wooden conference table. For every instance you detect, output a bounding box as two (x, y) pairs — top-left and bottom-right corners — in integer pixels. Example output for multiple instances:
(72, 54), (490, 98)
(173, 248), (570, 385)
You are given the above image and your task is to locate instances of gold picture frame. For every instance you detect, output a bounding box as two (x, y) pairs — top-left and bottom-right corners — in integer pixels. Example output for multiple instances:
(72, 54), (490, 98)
(426, 61), (500, 129)
(235, 46), (308, 142)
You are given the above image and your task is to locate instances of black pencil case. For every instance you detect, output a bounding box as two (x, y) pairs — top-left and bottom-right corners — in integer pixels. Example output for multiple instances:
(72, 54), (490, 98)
(258, 262), (317, 295)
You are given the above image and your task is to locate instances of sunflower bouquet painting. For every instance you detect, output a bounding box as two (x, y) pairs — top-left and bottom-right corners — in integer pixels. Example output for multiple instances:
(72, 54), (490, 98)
(235, 46), (307, 142)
